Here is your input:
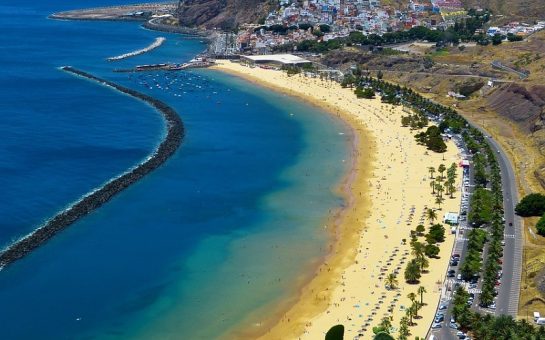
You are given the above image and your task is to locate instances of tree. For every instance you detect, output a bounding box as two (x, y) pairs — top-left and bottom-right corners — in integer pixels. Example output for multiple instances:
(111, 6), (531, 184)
(426, 208), (437, 224)
(325, 324), (344, 340)
(424, 243), (440, 258)
(428, 166), (435, 179)
(377, 70), (383, 80)
(515, 193), (545, 216)
(536, 213), (545, 236)
(407, 292), (417, 305)
(435, 196), (445, 209)
(385, 273), (398, 289)
(379, 317), (392, 333)
(411, 241), (425, 259)
(492, 33), (503, 45)
(404, 259), (421, 283)
(373, 333), (394, 340)
(398, 316), (410, 339)
(417, 286), (427, 305)
(430, 180), (436, 195)
(416, 224), (426, 236)
(411, 301), (421, 318)
(415, 254), (429, 272)
(407, 304), (417, 325)
(435, 182), (444, 199)
(427, 224), (446, 243)
(437, 164), (446, 179)
(447, 180), (456, 199)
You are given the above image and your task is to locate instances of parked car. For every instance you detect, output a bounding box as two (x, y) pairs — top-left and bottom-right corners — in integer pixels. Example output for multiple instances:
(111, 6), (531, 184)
(432, 322), (442, 329)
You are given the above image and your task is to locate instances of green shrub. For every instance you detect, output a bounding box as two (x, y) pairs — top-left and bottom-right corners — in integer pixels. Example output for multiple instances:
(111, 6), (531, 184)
(325, 324), (344, 340)
(515, 193), (545, 216)
(536, 213), (545, 236)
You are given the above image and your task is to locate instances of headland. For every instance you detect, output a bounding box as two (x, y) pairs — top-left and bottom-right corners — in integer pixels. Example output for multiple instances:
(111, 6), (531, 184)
(0, 66), (184, 269)
(49, 2), (177, 21)
(211, 60), (462, 339)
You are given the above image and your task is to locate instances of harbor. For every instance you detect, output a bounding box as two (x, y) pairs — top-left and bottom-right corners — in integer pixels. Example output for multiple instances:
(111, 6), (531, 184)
(113, 58), (215, 73)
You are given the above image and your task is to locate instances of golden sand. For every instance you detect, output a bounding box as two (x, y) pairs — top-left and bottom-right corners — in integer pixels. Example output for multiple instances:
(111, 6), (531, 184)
(212, 61), (462, 339)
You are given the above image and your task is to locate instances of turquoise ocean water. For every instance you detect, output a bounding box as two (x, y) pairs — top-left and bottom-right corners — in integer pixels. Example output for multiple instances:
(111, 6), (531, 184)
(0, 1), (350, 338)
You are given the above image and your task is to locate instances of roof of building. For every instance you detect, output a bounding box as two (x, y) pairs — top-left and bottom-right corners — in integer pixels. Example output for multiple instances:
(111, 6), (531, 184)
(242, 54), (311, 64)
(444, 212), (459, 223)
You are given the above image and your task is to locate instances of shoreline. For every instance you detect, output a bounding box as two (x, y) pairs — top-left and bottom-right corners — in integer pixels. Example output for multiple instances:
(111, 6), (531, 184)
(0, 67), (184, 269)
(208, 63), (375, 338)
(211, 61), (462, 339)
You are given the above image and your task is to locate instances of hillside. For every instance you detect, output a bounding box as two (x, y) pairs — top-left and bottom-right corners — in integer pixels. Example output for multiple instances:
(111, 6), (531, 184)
(176, 0), (274, 29)
(462, 0), (545, 22)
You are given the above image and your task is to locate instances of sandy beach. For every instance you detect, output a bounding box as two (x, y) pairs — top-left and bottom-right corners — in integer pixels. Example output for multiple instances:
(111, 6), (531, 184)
(212, 60), (462, 339)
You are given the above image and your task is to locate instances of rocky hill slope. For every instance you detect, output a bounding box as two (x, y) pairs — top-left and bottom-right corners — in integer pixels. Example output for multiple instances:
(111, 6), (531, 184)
(176, 0), (273, 29)
(462, 0), (545, 22)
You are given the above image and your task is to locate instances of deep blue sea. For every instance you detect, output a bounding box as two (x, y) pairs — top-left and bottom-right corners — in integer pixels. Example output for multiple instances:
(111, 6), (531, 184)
(0, 1), (350, 338)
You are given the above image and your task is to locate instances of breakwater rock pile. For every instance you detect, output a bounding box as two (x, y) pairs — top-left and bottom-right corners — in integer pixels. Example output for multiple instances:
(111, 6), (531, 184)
(0, 67), (184, 269)
(107, 37), (166, 61)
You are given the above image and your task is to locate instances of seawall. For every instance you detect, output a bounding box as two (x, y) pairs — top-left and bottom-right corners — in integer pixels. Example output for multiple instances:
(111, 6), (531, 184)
(108, 37), (166, 61)
(0, 67), (184, 269)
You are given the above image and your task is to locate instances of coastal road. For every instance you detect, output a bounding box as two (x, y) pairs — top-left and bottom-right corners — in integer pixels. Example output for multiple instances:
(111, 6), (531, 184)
(429, 129), (522, 339)
(482, 135), (523, 316)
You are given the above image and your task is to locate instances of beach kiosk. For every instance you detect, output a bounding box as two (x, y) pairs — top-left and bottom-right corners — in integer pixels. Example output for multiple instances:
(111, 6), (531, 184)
(444, 212), (459, 225)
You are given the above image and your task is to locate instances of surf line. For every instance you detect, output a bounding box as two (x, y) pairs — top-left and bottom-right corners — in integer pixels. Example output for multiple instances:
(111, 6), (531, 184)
(107, 37), (166, 61)
(0, 66), (184, 269)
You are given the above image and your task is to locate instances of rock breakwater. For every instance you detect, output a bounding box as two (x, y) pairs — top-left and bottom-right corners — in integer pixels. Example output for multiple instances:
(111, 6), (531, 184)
(107, 37), (166, 61)
(0, 66), (184, 269)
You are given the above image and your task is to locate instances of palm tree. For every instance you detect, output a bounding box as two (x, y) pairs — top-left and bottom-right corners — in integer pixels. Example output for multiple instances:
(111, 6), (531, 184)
(407, 292), (416, 305)
(415, 254), (429, 272)
(430, 180), (436, 195)
(411, 301), (420, 318)
(417, 286), (427, 305)
(411, 241), (425, 258)
(435, 196), (445, 209)
(438, 163), (446, 179)
(379, 316), (392, 332)
(428, 166), (435, 179)
(406, 304), (417, 325)
(426, 208), (437, 224)
(435, 183), (444, 199)
(404, 259), (421, 283)
(399, 316), (410, 339)
(448, 180), (456, 199)
(385, 273), (398, 290)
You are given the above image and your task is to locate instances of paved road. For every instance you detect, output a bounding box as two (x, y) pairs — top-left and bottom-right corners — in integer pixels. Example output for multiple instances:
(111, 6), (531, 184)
(491, 60), (529, 80)
(429, 129), (523, 339)
(482, 135), (523, 316)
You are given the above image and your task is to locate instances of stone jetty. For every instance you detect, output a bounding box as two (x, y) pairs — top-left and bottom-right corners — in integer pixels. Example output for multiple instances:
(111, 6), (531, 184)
(107, 37), (166, 61)
(0, 66), (184, 269)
